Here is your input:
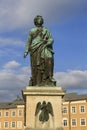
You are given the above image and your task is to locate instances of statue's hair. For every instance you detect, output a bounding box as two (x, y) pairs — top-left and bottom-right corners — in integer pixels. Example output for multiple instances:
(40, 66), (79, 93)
(34, 15), (44, 26)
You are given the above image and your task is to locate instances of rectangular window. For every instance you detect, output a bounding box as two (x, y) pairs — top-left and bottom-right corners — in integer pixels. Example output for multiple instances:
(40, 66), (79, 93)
(80, 118), (86, 126)
(71, 106), (76, 114)
(18, 110), (23, 116)
(11, 110), (16, 117)
(4, 122), (9, 128)
(63, 119), (68, 126)
(4, 111), (9, 117)
(11, 121), (16, 128)
(71, 118), (77, 126)
(17, 121), (22, 128)
(80, 106), (85, 113)
(62, 107), (68, 114)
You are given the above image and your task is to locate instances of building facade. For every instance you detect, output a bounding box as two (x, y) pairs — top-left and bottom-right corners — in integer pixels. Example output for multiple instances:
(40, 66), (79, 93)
(0, 96), (25, 130)
(62, 93), (87, 130)
(0, 93), (87, 130)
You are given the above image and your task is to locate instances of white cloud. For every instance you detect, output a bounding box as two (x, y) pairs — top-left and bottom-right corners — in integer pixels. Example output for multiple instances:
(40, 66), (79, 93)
(0, 48), (23, 59)
(0, 0), (87, 31)
(0, 37), (25, 59)
(20, 66), (31, 75)
(0, 61), (30, 101)
(54, 70), (87, 91)
(0, 37), (24, 46)
(0, 70), (28, 89)
(3, 61), (21, 69)
(0, 60), (87, 101)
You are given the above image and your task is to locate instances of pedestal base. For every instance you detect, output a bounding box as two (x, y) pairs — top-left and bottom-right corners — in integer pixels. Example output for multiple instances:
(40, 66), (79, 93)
(25, 128), (63, 130)
(22, 86), (65, 130)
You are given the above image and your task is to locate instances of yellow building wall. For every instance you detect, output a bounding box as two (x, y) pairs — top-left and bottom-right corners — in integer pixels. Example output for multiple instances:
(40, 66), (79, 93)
(62, 100), (87, 130)
(0, 105), (25, 130)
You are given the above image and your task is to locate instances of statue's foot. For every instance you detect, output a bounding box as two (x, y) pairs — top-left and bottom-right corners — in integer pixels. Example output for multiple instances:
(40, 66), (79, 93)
(49, 77), (56, 86)
(49, 77), (56, 82)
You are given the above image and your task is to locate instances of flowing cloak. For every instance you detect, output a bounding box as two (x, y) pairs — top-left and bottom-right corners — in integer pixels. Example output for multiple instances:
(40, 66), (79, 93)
(25, 27), (54, 85)
(30, 27), (54, 63)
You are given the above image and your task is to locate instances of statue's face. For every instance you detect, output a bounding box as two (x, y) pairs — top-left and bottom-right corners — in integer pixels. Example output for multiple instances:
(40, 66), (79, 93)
(36, 17), (43, 26)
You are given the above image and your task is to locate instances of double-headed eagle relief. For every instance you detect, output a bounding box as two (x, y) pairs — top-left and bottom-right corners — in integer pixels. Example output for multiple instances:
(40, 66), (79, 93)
(35, 101), (54, 123)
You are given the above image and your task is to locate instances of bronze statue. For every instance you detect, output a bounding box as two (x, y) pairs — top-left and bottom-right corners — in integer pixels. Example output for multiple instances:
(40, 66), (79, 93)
(24, 15), (56, 86)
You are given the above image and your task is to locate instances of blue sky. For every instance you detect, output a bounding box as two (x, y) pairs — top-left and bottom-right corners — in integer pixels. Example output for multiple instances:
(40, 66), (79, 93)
(0, 0), (87, 101)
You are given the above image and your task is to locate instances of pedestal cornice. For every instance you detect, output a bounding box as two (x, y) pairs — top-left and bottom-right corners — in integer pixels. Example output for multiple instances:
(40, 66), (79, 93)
(22, 86), (66, 96)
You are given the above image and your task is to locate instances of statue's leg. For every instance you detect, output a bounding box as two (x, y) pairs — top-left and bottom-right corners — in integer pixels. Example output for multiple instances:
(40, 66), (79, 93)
(36, 67), (42, 85)
(30, 53), (37, 86)
(45, 57), (56, 85)
(44, 57), (53, 79)
(48, 57), (54, 78)
(48, 57), (56, 85)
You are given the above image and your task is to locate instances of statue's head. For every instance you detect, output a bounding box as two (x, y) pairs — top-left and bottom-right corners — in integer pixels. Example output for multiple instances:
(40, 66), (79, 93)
(34, 15), (44, 27)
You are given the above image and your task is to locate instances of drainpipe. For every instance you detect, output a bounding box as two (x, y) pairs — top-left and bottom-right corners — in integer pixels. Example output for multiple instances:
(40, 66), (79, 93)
(69, 101), (71, 130)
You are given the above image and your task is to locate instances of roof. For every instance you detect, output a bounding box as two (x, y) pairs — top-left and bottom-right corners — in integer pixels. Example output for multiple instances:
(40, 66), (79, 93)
(0, 96), (24, 109)
(1, 93), (87, 109)
(12, 96), (24, 105)
(63, 93), (87, 101)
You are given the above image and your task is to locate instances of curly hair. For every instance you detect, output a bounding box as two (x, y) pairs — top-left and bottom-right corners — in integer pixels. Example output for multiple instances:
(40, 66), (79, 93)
(34, 15), (44, 26)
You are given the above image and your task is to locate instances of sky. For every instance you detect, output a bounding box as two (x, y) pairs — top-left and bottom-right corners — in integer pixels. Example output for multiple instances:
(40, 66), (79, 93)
(0, 0), (87, 101)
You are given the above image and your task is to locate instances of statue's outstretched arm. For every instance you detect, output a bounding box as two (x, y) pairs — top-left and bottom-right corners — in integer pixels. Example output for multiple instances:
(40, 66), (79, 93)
(24, 31), (32, 58)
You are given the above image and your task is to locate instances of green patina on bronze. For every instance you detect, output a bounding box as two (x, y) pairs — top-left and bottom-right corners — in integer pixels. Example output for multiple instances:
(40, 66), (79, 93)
(24, 15), (56, 86)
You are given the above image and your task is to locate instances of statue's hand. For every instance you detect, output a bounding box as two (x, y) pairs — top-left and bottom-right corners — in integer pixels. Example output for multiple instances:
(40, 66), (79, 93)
(24, 52), (28, 58)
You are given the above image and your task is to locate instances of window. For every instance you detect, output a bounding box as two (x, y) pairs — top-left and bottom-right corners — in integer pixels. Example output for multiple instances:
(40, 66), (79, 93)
(80, 106), (85, 113)
(18, 110), (23, 116)
(17, 121), (22, 128)
(62, 107), (68, 114)
(11, 121), (16, 128)
(71, 106), (76, 114)
(80, 118), (86, 126)
(11, 111), (16, 117)
(4, 122), (9, 128)
(71, 118), (77, 126)
(4, 111), (9, 117)
(63, 119), (68, 126)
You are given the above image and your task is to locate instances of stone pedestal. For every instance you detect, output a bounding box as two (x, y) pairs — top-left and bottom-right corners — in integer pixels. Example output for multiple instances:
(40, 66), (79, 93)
(22, 86), (65, 130)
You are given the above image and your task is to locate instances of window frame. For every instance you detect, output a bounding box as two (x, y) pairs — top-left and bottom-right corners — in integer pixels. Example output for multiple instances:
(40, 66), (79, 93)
(17, 121), (22, 129)
(71, 106), (76, 114)
(63, 118), (68, 127)
(4, 111), (9, 117)
(71, 118), (77, 127)
(80, 118), (86, 126)
(11, 110), (16, 117)
(62, 106), (68, 114)
(11, 121), (16, 129)
(18, 109), (23, 117)
(4, 121), (9, 129)
(80, 105), (85, 113)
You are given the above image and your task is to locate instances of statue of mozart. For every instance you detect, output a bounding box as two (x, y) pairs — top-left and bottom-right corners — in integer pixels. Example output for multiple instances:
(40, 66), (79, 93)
(24, 15), (56, 86)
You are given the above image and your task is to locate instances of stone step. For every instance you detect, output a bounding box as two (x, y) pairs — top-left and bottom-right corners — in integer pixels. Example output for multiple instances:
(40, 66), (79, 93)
(25, 127), (63, 130)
